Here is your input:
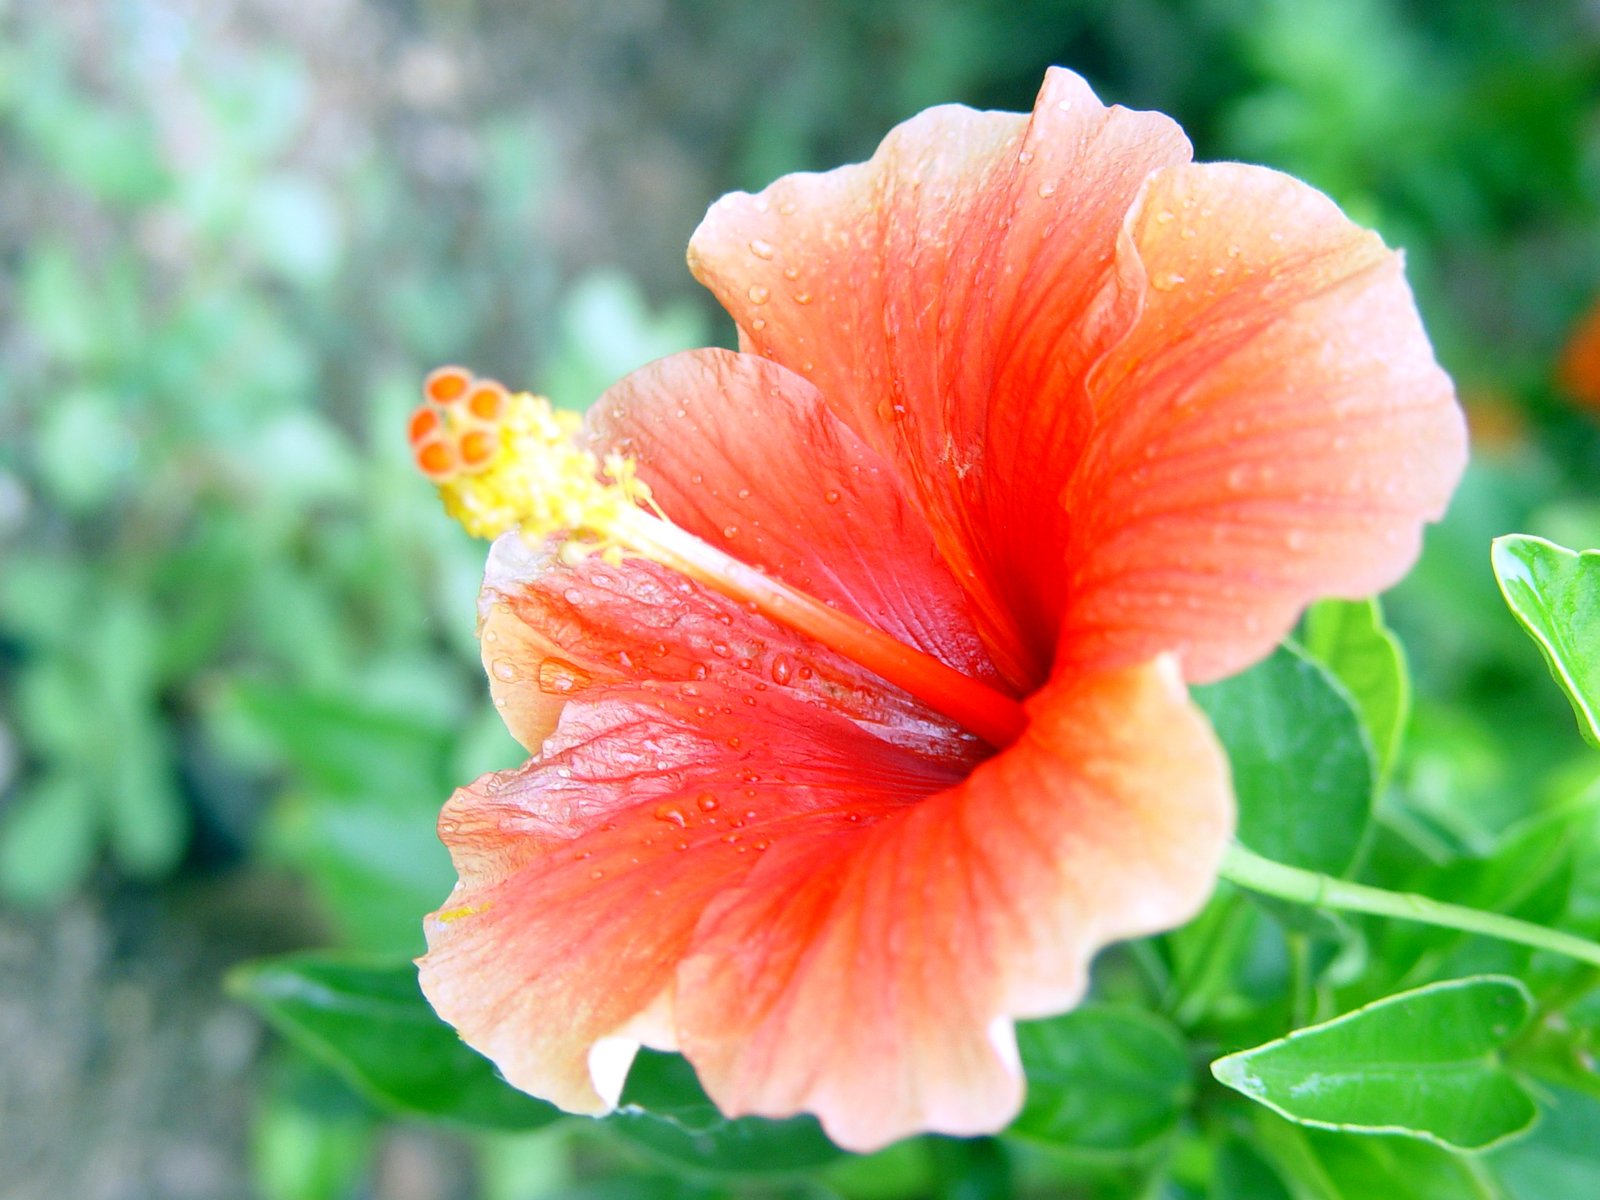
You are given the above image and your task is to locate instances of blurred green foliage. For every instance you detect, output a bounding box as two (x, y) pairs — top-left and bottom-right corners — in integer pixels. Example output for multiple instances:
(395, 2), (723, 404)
(2, 0), (1600, 1197)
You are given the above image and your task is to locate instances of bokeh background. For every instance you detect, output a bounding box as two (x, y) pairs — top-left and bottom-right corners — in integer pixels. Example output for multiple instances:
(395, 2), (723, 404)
(2, 1), (1598, 1197)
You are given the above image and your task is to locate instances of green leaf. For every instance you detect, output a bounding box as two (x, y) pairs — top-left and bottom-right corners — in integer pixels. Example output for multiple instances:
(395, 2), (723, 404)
(1254, 1115), (1502, 1200)
(1492, 534), (1600, 748)
(1193, 643), (1375, 876)
(0, 771), (98, 906)
(1490, 1087), (1600, 1199)
(1211, 976), (1537, 1151)
(607, 1049), (844, 1174)
(1009, 1005), (1192, 1156)
(1302, 597), (1411, 780)
(1211, 1136), (1294, 1200)
(228, 954), (562, 1131)
(226, 680), (454, 798)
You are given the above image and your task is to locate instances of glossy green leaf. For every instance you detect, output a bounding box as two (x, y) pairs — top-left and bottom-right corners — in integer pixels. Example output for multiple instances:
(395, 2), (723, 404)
(228, 954), (562, 1131)
(1303, 597), (1411, 780)
(1193, 643), (1375, 876)
(1492, 534), (1600, 748)
(1010, 1005), (1191, 1156)
(1212, 976), (1537, 1150)
(605, 1049), (843, 1175)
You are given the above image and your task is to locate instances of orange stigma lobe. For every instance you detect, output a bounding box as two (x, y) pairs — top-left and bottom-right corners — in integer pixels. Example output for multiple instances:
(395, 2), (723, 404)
(426, 365), (473, 405)
(408, 405), (442, 445)
(415, 437), (458, 481)
(467, 382), (508, 423)
(459, 428), (498, 469)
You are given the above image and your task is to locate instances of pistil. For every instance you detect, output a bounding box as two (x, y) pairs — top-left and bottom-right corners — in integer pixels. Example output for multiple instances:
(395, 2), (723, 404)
(414, 369), (1029, 749)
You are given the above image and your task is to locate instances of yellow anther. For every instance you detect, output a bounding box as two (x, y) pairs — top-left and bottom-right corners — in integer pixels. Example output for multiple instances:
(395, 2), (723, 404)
(415, 367), (652, 549)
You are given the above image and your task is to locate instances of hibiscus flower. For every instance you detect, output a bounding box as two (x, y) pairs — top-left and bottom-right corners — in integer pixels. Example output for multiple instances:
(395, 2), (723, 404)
(414, 68), (1466, 1152)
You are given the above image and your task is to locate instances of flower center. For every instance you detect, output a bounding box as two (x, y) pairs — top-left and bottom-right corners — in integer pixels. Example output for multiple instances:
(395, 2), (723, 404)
(413, 368), (1029, 749)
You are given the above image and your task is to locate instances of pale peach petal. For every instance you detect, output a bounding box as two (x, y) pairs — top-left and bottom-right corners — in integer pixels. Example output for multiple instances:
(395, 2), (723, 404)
(1055, 162), (1467, 682)
(675, 659), (1231, 1152)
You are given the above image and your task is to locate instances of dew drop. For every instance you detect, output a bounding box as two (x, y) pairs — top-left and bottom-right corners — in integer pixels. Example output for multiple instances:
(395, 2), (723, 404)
(1151, 271), (1186, 291)
(653, 803), (688, 828)
(726, 735), (742, 750)
(696, 793), (719, 813)
(490, 659), (517, 682)
(782, 265), (800, 280)
(1036, 180), (1058, 198)
(562, 587), (584, 604)
(750, 317), (767, 332)
(823, 488), (841, 504)
(711, 641), (732, 658)
(483, 628), (499, 645)
(690, 662), (709, 680)
(748, 283), (770, 304)
(722, 524), (739, 539)
(770, 653), (794, 685)
(537, 657), (591, 695)
(1155, 209), (1176, 224)
(749, 238), (775, 260)
(792, 291), (813, 305)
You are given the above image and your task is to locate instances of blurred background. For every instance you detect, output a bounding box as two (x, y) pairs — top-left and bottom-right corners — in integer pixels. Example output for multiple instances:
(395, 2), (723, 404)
(1, 1), (1598, 1197)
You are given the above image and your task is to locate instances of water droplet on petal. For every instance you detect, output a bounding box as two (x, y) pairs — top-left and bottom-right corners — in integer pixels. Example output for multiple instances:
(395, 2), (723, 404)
(770, 653), (794, 685)
(537, 657), (591, 695)
(654, 803), (688, 828)
(1037, 180), (1058, 198)
(823, 488), (841, 504)
(747, 283), (770, 304)
(696, 793), (719, 813)
(563, 587), (584, 604)
(722, 525), (739, 539)
(792, 291), (813, 305)
(749, 238), (775, 260)
(491, 659), (517, 682)
(1152, 271), (1186, 291)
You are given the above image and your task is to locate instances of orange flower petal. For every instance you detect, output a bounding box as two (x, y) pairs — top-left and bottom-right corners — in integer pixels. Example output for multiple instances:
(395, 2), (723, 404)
(419, 652), (1228, 1147)
(476, 535), (983, 763)
(1054, 163), (1466, 682)
(419, 656), (976, 1115)
(587, 349), (1001, 685)
(687, 67), (1192, 688)
(671, 658), (1229, 1151)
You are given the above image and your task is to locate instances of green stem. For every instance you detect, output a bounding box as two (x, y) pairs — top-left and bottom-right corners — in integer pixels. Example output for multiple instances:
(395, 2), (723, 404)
(1219, 843), (1600, 970)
